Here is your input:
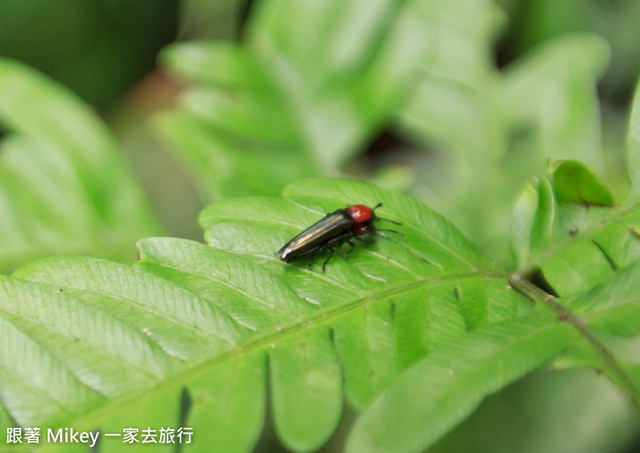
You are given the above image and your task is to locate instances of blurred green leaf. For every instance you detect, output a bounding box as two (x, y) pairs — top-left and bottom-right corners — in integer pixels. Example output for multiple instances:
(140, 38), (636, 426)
(399, 32), (611, 265)
(399, 0), (503, 152)
(0, 59), (161, 270)
(628, 79), (640, 202)
(569, 261), (640, 337)
(541, 262), (640, 409)
(156, 0), (440, 201)
(427, 368), (638, 453)
(511, 177), (556, 268)
(553, 160), (615, 206)
(503, 0), (640, 99)
(501, 33), (610, 169)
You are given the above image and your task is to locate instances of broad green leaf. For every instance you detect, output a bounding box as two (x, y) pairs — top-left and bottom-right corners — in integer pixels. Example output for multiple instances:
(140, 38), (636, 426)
(510, 158), (640, 297)
(511, 177), (556, 268)
(399, 32), (610, 264)
(553, 160), (615, 206)
(629, 78), (640, 202)
(511, 158), (633, 298)
(568, 261), (640, 336)
(500, 33), (610, 169)
(511, 180), (540, 267)
(550, 328), (640, 406)
(0, 59), (161, 270)
(536, 238), (615, 297)
(271, 328), (342, 451)
(160, 41), (274, 89)
(347, 312), (575, 453)
(505, 162), (640, 409)
(155, 110), (313, 200)
(336, 302), (403, 410)
(186, 353), (266, 453)
(426, 163), (640, 452)
(0, 179), (532, 452)
(530, 203), (640, 297)
(399, 0), (502, 152)
(156, 0), (439, 200)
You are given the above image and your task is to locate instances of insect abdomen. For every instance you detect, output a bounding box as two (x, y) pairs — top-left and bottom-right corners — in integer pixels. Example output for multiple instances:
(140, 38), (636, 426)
(278, 210), (352, 262)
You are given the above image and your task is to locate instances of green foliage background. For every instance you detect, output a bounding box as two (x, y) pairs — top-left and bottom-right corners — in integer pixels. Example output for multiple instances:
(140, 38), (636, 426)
(1, 0), (640, 452)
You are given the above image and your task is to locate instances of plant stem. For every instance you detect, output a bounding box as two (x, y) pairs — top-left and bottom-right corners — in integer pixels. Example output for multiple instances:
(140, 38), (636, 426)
(508, 273), (640, 409)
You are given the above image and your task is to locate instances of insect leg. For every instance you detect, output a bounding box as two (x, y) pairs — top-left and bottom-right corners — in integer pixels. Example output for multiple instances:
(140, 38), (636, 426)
(343, 241), (356, 260)
(355, 236), (375, 244)
(308, 245), (325, 269)
(322, 248), (335, 273)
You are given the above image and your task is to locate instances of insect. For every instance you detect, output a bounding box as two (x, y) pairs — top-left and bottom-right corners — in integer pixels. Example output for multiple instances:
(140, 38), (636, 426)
(277, 203), (402, 272)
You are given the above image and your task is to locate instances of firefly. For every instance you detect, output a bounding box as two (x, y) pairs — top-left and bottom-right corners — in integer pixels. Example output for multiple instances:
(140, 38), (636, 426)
(277, 203), (401, 272)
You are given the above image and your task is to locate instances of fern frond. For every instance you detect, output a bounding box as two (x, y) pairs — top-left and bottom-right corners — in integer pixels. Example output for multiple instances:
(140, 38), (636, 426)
(0, 60), (161, 271)
(0, 179), (529, 452)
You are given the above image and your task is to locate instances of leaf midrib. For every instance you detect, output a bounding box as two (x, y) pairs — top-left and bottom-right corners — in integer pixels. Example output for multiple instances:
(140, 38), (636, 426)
(68, 271), (501, 431)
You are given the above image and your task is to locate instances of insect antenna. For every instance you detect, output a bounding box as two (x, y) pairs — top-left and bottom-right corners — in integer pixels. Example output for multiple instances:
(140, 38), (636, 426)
(372, 203), (403, 226)
(377, 217), (402, 226)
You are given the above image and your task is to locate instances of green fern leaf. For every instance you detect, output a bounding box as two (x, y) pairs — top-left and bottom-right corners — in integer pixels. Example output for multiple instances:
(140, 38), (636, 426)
(0, 59), (161, 271)
(2, 177), (639, 452)
(525, 193), (639, 298)
(627, 79), (640, 202)
(0, 179), (533, 452)
(154, 0), (438, 200)
(347, 313), (575, 453)
(349, 156), (640, 453)
(399, 31), (611, 261)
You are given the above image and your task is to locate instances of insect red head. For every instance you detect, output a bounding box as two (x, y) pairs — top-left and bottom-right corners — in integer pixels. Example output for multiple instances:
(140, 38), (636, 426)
(346, 205), (374, 223)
